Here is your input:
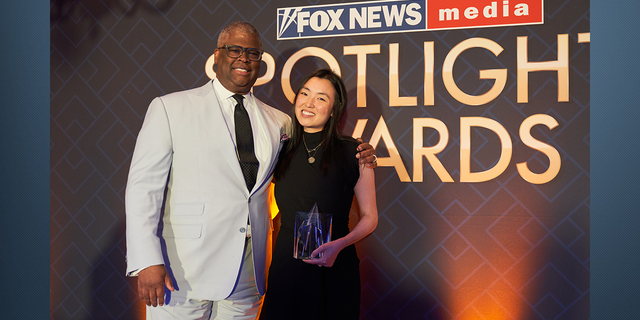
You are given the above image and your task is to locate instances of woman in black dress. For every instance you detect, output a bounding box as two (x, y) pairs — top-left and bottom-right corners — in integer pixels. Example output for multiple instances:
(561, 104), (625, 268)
(260, 69), (378, 320)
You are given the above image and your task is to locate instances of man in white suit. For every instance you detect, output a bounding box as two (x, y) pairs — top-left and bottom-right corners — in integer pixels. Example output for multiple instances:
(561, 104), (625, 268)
(125, 21), (375, 319)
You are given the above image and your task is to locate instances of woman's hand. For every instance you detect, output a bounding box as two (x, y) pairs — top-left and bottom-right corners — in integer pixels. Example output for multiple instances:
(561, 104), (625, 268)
(302, 239), (345, 268)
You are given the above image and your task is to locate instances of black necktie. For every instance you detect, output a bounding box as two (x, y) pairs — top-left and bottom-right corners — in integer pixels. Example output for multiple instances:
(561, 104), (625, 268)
(233, 94), (259, 191)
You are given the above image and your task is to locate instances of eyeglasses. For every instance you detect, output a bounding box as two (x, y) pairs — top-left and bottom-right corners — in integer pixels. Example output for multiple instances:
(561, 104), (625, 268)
(218, 45), (263, 61)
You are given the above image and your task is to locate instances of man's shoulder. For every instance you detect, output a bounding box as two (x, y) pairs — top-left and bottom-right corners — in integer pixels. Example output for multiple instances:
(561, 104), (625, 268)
(158, 81), (211, 102)
(254, 97), (289, 120)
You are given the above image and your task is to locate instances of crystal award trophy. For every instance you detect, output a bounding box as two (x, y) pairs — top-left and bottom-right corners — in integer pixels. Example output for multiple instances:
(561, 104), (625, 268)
(293, 203), (332, 260)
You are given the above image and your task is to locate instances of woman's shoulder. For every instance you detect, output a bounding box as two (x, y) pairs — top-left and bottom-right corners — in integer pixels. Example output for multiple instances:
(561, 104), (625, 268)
(334, 136), (361, 170)
(338, 136), (359, 152)
(339, 135), (358, 145)
(335, 136), (361, 183)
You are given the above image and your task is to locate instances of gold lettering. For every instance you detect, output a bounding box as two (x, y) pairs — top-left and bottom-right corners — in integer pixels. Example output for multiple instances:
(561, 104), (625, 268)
(354, 117), (411, 182)
(281, 47), (341, 103)
(460, 117), (512, 182)
(424, 41), (435, 106)
(344, 45), (381, 107)
(517, 34), (569, 103)
(516, 114), (561, 184)
(443, 38), (507, 106)
(389, 43), (417, 107)
(413, 118), (453, 182)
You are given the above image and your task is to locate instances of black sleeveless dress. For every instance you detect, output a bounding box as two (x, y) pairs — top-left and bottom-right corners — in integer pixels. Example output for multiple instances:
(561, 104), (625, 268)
(260, 131), (361, 320)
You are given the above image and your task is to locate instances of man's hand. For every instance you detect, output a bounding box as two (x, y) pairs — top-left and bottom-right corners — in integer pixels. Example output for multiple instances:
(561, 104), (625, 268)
(355, 138), (377, 168)
(137, 265), (175, 307)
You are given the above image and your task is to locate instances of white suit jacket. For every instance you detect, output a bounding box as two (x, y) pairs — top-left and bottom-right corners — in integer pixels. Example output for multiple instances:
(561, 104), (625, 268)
(125, 80), (290, 300)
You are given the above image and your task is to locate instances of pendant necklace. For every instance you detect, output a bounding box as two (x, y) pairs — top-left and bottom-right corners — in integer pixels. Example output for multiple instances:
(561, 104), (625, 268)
(303, 135), (324, 164)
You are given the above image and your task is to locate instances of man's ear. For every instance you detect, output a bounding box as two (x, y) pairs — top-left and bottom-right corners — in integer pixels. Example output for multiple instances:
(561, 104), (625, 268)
(213, 49), (220, 65)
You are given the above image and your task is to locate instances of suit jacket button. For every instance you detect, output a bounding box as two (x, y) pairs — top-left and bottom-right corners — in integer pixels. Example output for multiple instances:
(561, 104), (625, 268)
(239, 227), (246, 233)
(248, 198), (252, 203)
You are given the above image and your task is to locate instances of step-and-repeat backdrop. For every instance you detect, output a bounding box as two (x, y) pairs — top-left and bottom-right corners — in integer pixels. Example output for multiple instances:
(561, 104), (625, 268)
(51, 0), (589, 318)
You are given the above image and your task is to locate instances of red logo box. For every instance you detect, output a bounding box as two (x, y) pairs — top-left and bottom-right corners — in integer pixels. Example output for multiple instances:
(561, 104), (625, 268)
(427, 0), (543, 30)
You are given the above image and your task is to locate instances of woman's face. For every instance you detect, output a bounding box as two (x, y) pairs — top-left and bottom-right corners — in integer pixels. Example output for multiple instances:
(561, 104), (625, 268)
(295, 77), (336, 133)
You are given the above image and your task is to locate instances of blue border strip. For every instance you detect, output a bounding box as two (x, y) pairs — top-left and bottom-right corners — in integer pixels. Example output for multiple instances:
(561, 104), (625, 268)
(0, 1), (49, 318)
(0, 1), (638, 318)
(591, 0), (640, 318)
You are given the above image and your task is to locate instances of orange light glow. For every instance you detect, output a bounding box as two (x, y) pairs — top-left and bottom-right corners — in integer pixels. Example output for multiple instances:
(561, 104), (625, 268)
(268, 182), (278, 219)
(436, 202), (547, 319)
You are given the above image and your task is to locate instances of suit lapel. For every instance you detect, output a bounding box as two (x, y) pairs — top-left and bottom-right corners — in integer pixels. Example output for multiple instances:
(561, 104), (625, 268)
(190, 82), (246, 191)
(251, 99), (284, 193)
(189, 81), (285, 195)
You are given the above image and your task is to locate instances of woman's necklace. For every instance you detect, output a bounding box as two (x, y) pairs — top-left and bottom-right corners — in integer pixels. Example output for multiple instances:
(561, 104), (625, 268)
(303, 135), (324, 164)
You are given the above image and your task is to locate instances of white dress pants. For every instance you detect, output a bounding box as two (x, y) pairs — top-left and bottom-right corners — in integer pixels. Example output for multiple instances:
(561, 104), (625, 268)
(146, 239), (262, 320)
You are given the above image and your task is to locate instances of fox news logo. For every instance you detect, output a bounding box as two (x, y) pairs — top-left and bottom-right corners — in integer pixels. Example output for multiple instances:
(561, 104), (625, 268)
(277, 0), (426, 40)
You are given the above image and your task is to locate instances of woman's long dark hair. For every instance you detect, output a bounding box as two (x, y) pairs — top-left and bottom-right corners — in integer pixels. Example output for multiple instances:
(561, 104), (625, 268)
(274, 68), (354, 181)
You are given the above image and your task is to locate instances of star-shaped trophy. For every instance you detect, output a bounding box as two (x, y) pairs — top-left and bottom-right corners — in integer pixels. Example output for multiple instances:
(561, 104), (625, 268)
(294, 203), (333, 260)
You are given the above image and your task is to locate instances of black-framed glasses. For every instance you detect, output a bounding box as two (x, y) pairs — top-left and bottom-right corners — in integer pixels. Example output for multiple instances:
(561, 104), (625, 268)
(218, 45), (263, 61)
